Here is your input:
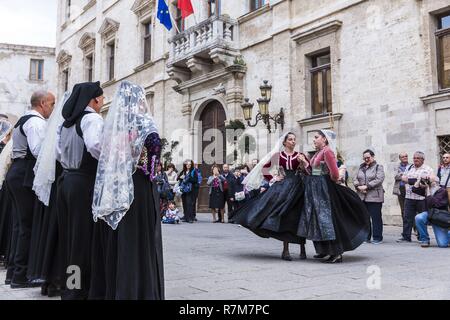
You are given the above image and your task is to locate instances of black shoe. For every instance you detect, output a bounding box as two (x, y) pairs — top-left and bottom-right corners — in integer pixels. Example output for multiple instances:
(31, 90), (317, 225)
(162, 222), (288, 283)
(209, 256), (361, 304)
(47, 285), (61, 298)
(5, 278), (11, 285)
(323, 255), (343, 264)
(299, 252), (307, 260)
(194, 218), (198, 222)
(281, 252), (292, 261)
(213, 219), (221, 223)
(313, 254), (328, 259)
(41, 283), (49, 296)
(396, 237), (411, 243)
(10, 281), (31, 289)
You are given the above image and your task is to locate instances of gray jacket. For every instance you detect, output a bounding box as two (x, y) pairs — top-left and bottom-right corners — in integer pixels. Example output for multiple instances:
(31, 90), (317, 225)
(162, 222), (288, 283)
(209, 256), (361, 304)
(353, 161), (385, 203)
(393, 162), (409, 196)
(207, 175), (226, 195)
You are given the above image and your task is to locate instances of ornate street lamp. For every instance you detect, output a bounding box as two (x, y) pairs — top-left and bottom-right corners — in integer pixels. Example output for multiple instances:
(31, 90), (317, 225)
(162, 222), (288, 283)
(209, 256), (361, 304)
(241, 80), (284, 133)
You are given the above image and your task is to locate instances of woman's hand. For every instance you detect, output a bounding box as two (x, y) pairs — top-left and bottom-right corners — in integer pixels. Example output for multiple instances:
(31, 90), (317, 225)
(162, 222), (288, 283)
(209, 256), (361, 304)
(357, 185), (368, 193)
(297, 154), (309, 167)
(274, 174), (284, 182)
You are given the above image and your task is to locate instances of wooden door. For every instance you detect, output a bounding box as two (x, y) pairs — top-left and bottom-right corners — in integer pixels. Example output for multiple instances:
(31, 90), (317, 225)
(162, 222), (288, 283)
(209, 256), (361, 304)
(198, 101), (226, 213)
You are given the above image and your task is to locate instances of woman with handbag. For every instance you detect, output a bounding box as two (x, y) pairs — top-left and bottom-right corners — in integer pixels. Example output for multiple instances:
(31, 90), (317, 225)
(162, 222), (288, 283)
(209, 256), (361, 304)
(207, 165), (226, 223)
(177, 160), (198, 223)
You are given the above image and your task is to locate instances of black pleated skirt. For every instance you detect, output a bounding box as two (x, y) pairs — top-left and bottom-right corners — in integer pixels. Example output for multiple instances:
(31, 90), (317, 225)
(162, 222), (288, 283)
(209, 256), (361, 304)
(209, 187), (225, 209)
(57, 171), (97, 300)
(40, 181), (62, 285)
(299, 175), (370, 256)
(232, 170), (306, 244)
(89, 170), (165, 300)
(0, 184), (12, 263)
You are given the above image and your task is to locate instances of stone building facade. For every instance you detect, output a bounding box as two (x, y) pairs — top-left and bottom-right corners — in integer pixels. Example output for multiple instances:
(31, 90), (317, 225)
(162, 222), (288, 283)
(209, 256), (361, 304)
(56, 0), (450, 224)
(0, 43), (56, 122)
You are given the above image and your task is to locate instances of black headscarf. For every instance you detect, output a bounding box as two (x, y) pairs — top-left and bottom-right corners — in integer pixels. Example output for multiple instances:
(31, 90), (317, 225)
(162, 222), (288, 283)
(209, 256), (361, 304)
(62, 81), (104, 128)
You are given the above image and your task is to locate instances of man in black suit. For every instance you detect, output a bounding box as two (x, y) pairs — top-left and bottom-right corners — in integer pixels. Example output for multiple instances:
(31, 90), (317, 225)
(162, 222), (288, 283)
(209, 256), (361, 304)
(222, 164), (236, 222)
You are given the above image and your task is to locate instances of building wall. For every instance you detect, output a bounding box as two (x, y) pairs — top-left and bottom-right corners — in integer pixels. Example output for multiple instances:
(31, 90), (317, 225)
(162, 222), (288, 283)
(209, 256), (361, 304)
(55, 0), (450, 224)
(0, 43), (56, 121)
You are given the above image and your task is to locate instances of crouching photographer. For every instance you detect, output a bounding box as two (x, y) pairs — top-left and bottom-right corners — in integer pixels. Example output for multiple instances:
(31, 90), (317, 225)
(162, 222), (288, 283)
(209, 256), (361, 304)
(414, 175), (450, 248)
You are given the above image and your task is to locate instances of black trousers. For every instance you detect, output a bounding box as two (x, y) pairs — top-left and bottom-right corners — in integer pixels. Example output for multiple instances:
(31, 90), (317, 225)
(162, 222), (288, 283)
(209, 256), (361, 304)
(5, 160), (36, 283)
(365, 202), (383, 241)
(402, 199), (426, 241)
(192, 187), (199, 219)
(181, 192), (196, 222)
(4, 181), (18, 281)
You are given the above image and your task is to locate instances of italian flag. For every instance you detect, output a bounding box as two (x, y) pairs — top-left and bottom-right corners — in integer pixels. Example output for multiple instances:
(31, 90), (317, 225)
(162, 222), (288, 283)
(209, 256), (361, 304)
(177, 0), (194, 18)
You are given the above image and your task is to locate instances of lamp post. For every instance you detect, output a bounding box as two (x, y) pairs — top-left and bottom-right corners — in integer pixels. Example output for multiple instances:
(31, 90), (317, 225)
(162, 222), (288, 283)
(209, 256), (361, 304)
(241, 80), (284, 133)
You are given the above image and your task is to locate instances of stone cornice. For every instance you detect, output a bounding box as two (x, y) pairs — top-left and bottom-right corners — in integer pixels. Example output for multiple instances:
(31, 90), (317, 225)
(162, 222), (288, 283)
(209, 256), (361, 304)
(56, 50), (72, 65)
(78, 32), (96, 51)
(238, 4), (271, 24)
(134, 60), (155, 72)
(98, 18), (120, 36)
(421, 90), (450, 105)
(172, 65), (247, 93)
(0, 43), (55, 55)
(297, 113), (343, 126)
(131, 0), (154, 16)
(291, 20), (342, 44)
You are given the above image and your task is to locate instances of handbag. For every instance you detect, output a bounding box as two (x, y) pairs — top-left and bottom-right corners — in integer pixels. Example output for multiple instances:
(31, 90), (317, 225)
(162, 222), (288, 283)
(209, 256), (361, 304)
(173, 182), (183, 197)
(159, 181), (172, 199)
(428, 208), (450, 229)
(180, 172), (193, 194)
(180, 181), (192, 194)
(235, 191), (245, 202)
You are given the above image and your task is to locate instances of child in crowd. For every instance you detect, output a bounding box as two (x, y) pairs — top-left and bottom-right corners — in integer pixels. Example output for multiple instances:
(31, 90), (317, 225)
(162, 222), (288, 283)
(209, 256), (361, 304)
(162, 201), (181, 224)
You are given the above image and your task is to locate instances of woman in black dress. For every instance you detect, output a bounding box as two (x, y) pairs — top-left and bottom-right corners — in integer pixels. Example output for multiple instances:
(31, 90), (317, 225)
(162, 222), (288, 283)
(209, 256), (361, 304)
(0, 120), (13, 267)
(298, 130), (370, 263)
(90, 80), (164, 300)
(207, 165), (226, 223)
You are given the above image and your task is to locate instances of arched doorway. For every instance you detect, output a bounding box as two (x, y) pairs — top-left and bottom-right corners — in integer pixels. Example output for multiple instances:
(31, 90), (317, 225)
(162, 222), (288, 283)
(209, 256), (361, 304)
(198, 100), (227, 213)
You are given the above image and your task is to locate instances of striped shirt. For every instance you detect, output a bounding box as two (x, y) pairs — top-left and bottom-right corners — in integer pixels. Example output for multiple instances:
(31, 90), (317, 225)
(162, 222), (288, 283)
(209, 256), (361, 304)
(403, 164), (433, 200)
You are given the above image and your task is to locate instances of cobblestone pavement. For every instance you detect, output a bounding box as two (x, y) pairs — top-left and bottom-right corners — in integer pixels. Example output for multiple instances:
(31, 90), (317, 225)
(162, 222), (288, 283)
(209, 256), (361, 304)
(0, 214), (449, 300)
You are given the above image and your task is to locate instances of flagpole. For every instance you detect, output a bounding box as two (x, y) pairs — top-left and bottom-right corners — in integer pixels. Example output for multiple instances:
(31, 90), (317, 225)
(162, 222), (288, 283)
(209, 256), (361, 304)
(192, 0), (198, 24)
(170, 14), (181, 34)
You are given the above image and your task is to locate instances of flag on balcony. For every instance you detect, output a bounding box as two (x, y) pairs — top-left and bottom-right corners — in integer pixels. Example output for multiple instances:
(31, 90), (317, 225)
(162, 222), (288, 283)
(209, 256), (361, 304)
(157, 0), (172, 31)
(178, 0), (194, 18)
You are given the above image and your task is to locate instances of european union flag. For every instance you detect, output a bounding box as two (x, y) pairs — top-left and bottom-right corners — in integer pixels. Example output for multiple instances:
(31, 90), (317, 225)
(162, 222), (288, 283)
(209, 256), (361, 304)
(157, 0), (172, 31)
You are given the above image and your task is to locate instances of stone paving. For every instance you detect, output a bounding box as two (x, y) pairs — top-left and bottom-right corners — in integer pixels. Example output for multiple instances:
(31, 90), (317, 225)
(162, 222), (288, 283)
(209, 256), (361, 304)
(0, 214), (449, 300)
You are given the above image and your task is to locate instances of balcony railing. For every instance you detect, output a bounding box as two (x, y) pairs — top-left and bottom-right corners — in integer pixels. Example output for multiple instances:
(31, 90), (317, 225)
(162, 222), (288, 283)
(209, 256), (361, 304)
(168, 15), (239, 64)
